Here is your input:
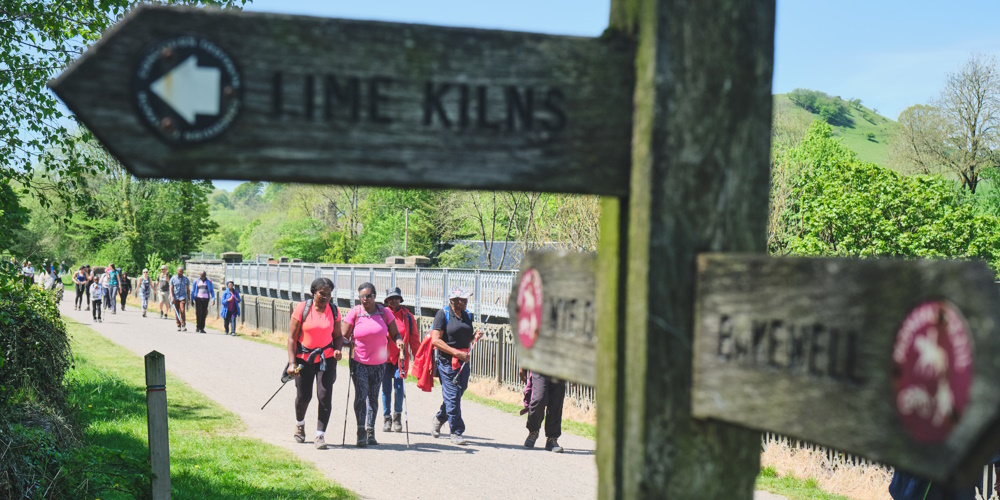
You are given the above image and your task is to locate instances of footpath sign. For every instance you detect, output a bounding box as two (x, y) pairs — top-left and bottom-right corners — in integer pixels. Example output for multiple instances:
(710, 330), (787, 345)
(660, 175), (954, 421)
(692, 254), (1000, 483)
(52, 1), (1000, 497)
(508, 251), (597, 385)
(48, 5), (633, 196)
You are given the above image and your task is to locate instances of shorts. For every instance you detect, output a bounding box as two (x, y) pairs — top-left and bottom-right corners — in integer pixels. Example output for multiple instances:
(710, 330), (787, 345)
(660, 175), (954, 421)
(158, 291), (170, 306)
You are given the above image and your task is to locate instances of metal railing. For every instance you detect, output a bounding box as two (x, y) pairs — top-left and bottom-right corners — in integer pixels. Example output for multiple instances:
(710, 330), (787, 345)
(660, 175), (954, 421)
(213, 261), (517, 321)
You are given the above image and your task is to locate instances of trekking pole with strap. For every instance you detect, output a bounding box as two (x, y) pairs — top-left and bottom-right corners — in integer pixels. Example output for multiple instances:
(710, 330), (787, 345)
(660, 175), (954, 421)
(400, 348), (411, 448)
(171, 299), (182, 324)
(341, 341), (355, 446)
(260, 364), (302, 410)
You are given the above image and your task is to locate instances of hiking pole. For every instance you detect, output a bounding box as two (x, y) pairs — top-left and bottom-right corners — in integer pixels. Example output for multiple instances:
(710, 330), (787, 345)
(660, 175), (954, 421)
(261, 364), (302, 410)
(400, 350), (410, 448)
(171, 300), (182, 325)
(341, 342), (355, 446)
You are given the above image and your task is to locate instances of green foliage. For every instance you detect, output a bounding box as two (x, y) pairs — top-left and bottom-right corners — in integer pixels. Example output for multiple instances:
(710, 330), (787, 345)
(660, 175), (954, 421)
(210, 190), (232, 209)
(273, 218), (329, 261)
(0, 181), (28, 252)
(866, 131), (876, 142)
(788, 89), (852, 126)
(0, 260), (70, 407)
(322, 231), (355, 264)
(437, 243), (478, 268)
(0, 0), (251, 214)
(232, 181), (264, 206)
(351, 189), (443, 263)
(772, 123), (1000, 272)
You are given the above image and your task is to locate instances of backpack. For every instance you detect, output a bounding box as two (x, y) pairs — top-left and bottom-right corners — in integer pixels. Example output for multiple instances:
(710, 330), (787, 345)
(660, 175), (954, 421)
(296, 299), (341, 368)
(443, 304), (470, 324)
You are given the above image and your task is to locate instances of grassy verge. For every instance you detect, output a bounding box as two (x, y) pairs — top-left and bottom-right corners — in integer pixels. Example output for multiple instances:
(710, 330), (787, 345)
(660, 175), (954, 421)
(755, 466), (852, 500)
(65, 318), (356, 499)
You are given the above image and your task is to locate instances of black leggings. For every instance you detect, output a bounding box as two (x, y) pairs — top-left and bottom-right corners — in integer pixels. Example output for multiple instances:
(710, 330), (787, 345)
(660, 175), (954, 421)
(294, 361), (337, 432)
(75, 285), (85, 308)
(351, 360), (385, 430)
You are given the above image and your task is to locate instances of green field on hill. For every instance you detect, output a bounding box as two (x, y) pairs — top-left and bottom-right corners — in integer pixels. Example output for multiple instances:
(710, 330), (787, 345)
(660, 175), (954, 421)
(774, 92), (898, 168)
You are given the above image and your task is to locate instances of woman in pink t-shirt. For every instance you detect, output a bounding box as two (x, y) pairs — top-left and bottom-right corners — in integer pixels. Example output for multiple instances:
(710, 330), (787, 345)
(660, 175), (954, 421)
(344, 282), (403, 447)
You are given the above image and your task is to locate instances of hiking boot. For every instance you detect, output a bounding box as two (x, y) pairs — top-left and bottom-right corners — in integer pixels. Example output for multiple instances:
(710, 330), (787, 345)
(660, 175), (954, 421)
(176, 326), (181, 332)
(525, 430), (539, 448)
(315, 434), (327, 450)
(450, 433), (468, 446)
(545, 437), (563, 453)
(142, 312), (146, 317)
(392, 412), (402, 433)
(431, 415), (443, 438)
(366, 428), (378, 446)
(383, 416), (392, 432)
(356, 428), (367, 447)
(294, 424), (305, 443)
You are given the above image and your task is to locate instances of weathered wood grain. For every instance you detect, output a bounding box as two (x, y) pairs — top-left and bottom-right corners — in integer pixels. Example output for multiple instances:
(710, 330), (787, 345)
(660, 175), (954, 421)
(615, 0), (775, 498)
(144, 351), (170, 499)
(49, 5), (634, 195)
(508, 251), (597, 385)
(693, 254), (1000, 483)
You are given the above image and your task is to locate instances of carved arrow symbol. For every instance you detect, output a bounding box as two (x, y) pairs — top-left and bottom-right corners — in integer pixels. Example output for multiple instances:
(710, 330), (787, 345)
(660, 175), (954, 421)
(150, 55), (221, 124)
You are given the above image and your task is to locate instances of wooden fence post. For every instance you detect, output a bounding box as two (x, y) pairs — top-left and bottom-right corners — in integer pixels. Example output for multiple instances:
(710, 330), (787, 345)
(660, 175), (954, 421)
(599, 0), (775, 498)
(145, 351), (170, 499)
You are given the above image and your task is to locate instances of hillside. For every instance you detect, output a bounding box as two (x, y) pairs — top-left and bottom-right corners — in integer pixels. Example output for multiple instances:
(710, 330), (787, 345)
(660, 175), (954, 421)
(774, 92), (898, 168)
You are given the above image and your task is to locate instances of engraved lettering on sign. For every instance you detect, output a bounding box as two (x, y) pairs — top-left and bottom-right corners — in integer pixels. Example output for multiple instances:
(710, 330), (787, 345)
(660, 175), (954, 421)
(270, 72), (567, 132)
(422, 80), (566, 132)
(716, 315), (864, 384)
(547, 296), (596, 342)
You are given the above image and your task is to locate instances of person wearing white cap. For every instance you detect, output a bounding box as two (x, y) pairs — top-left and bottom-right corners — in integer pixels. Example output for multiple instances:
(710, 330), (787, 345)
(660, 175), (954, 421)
(137, 269), (152, 318)
(428, 286), (482, 445)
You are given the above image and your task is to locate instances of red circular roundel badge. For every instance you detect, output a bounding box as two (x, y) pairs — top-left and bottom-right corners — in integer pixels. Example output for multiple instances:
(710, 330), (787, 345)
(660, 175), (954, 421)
(517, 269), (543, 349)
(893, 301), (974, 443)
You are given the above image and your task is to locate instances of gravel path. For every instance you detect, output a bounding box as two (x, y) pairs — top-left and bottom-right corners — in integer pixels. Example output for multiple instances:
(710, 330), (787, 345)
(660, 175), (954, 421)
(60, 300), (787, 500)
(61, 301), (597, 500)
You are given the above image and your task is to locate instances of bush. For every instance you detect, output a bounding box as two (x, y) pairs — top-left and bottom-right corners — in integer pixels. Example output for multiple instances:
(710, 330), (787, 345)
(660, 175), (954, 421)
(866, 132), (876, 142)
(0, 260), (71, 407)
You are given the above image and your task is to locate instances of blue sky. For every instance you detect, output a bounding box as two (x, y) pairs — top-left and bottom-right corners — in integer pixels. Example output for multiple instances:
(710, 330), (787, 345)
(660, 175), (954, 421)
(216, 0), (1000, 190)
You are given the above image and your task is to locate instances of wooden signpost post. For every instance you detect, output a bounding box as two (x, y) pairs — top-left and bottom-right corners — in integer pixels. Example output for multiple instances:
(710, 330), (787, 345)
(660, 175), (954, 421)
(51, 1), (1000, 498)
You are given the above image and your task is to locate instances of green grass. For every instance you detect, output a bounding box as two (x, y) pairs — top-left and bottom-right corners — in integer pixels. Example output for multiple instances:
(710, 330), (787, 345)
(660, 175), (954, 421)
(775, 93), (898, 168)
(755, 466), (851, 500)
(64, 319), (356, 500)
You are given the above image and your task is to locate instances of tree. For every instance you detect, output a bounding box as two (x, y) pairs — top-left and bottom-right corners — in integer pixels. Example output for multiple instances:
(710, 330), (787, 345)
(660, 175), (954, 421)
(890, 104), (950, 175)
(772, 122), (1000, 271)
(937, 54), (1000, 193)
(0, 0), (250, 213)
(895, 55), (1000, 193)
(231, 181), (263, 207)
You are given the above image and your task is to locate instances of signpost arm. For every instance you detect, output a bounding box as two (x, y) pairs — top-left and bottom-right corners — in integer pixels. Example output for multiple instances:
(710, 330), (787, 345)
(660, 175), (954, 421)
(614, 0), (775, 498)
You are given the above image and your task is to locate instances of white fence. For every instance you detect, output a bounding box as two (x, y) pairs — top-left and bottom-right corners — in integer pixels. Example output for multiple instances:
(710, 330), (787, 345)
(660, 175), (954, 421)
(219, 261), (517, 321)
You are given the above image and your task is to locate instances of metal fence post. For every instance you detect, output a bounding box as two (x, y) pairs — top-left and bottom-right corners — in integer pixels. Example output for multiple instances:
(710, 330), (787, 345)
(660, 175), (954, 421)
(391, 267), (396, 289)
(350, 268), (356, 303)
(442, 269), (449, 309)
(414, 267), (421, 312)
(474, 270), (482, 323)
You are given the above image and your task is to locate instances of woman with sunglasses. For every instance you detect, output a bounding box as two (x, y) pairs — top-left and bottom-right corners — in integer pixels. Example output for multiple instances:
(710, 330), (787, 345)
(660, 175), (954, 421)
(343, 282), (403, 446)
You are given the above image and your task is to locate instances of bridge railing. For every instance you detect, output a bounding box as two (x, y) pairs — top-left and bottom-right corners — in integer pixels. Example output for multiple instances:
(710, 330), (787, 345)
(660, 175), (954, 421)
(213, 261), (517, 321)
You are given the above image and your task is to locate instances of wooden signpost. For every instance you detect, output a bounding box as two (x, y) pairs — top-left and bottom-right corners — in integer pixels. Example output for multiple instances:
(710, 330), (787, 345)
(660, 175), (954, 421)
(48, 5), (633, 196)
(508, 251), (597, 385)
(692, 254), (1000, 483)
(52, 0), (1000, 498)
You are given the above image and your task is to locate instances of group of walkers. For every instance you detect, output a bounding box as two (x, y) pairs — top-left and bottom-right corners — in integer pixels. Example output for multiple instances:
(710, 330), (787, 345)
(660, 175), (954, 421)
(69, 263), (130, 322)
(69, 264), (242, 334)
(287, 279), (565, 453)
